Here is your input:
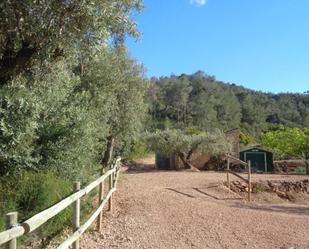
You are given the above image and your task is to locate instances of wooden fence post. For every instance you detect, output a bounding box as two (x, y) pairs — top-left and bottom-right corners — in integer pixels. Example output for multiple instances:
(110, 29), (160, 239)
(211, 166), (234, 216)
(108, 164), (113, 212)
(73, 182), (81, 249)
(248, 161), (251, 202)
(5, 212), (18, 249)
(113, 163), (117, 187)
(227, 157), (230, 190)
(97, 168), (105, 231)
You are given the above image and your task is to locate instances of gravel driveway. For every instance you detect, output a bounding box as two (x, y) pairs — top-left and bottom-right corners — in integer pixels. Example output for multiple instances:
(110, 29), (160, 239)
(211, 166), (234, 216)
(81, 158), (309, 249)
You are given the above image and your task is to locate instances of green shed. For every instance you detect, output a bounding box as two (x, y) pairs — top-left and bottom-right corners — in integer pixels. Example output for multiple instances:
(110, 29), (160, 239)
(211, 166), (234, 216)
(239, 147), (273, 173)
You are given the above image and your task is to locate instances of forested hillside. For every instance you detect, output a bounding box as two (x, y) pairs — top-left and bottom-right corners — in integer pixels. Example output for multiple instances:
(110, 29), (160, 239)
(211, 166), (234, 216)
(148, 71), (309, 136)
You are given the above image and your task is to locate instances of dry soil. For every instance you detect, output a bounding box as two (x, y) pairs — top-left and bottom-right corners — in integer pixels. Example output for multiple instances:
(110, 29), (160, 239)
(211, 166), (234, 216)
(81, 156), (309, 249)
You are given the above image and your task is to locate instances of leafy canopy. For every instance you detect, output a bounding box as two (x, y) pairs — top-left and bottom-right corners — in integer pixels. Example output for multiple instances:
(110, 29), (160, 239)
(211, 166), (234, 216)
(0, 1), (147, 180)
(145, 129), (230, 157)
(0, 0), (142, 83)
(262, 127), (309, 160)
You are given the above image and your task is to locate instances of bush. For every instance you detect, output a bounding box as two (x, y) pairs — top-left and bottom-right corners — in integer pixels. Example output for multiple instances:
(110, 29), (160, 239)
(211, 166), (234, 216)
(0, 171), (72, 246)
(239, 131), (255, 146)
(125, 142), (150, 160)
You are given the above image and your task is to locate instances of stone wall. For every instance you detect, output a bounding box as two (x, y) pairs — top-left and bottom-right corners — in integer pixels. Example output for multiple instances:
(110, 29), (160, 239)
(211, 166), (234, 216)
(225, 128), (240, 158)
(273, 160), (305, 173)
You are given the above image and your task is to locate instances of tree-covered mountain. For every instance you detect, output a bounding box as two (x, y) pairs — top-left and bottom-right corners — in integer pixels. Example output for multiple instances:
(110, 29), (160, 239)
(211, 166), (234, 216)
(147, 71), (309, 136)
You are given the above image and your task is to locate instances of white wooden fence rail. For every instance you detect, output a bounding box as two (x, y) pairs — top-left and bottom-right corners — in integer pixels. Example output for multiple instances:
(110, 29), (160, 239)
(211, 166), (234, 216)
(0, 157), (121, 249)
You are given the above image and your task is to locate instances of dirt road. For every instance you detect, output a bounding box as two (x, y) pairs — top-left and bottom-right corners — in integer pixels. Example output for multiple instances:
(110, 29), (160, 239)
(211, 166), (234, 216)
(81, 157), (309, 249)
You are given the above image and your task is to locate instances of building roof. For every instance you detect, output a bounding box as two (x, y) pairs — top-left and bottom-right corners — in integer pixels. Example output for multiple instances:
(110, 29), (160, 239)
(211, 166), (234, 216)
(240, 147), (273, 154)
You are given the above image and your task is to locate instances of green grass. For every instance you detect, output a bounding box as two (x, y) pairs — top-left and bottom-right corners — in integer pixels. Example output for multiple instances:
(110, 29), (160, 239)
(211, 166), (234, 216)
(0, 171), (72, 247)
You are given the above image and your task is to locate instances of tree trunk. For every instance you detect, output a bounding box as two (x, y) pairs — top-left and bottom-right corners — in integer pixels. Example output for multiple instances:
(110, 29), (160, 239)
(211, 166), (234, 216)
(97, 135), (114, 230)
(101, 136), (115, 168)
(177, 152), (199, 171)
(186, 149), (194, 161)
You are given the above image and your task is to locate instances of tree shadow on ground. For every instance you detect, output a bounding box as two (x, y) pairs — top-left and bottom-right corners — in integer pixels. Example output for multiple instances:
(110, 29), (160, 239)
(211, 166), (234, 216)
(231, 202), (309, 216)
(125, 161), (195, 174)
(125, 161), (159, 174)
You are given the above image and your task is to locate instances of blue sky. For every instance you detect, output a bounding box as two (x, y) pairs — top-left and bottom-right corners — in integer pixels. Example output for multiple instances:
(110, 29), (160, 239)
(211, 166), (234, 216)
(126, 0), (309, 93)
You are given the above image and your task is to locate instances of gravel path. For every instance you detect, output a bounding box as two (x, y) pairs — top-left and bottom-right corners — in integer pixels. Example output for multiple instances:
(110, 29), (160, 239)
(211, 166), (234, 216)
(81, 157), (309, 249)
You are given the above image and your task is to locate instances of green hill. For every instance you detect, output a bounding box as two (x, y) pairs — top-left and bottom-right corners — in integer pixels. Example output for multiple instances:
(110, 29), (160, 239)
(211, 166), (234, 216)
(148, 71), (309, 136)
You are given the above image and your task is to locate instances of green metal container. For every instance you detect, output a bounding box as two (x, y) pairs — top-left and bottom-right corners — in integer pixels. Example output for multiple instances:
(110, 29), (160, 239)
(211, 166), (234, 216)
(240, 147), (273, 173)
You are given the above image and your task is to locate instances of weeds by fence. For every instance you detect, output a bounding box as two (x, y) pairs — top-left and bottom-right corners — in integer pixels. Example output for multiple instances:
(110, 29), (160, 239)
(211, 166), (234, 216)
(0, 158), (121, 249)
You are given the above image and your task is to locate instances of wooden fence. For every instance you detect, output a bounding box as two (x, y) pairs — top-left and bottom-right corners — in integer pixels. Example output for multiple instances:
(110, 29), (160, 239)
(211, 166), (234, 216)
(0, 157), (122, 249)
(226, 155), (252, 201)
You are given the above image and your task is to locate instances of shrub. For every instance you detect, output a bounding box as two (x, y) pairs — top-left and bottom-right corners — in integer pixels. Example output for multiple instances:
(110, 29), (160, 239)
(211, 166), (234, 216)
(239, 131), (255, 146)
(125, 142), (150, 160)
(0, 171), (72, 246)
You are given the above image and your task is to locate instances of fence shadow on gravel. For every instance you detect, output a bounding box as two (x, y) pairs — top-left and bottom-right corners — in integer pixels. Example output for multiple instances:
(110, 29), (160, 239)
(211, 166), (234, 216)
(231, 203), (309, 216)
(193, 188), (243, 201)
(165, 188), (195, 198)
(165, 187), (244, 201)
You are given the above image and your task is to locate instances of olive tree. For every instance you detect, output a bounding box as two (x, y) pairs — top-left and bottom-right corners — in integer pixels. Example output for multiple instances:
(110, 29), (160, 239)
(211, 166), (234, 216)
(0, 1), (146, 179)
(0, 0), (142, 84)
(145, 129), (230, 170)
(79, 46), (147, 170)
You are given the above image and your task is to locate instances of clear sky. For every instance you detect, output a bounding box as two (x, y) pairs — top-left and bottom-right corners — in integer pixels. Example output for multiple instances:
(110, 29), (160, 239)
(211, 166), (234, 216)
(126, 0), (309, 93)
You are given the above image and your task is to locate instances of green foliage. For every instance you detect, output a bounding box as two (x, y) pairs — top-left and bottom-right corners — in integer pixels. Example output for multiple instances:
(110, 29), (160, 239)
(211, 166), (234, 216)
(145, 129), (230, 157)
(1, 0), (308, 244)
(0, 171), (72, 242)
(0, 0), (142, 83)
(262, 127), (309, 174)
(0, 0), (147, 181)
(0, 48), (147, 181)
(148, 72), (309, 136)
(0, 0), (147, 246)
(261, 127), (309, 160)
(125, 142), (150, 160)
(80, 46), (148, 163)
(239, 131), (255, 146)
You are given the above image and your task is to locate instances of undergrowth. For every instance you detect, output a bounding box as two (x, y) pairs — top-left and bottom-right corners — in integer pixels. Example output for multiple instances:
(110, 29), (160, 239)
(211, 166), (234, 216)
(0, 170), (98, 248)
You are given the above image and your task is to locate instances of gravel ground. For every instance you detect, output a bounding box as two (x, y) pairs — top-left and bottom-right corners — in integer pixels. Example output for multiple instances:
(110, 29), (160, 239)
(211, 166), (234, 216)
(81, 157), (309, 249)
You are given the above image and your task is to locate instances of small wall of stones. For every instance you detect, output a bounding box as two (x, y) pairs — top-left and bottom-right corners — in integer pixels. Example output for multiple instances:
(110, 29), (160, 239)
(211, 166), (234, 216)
(273, 160), (305, 173)
(228, 180), (309, 201)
